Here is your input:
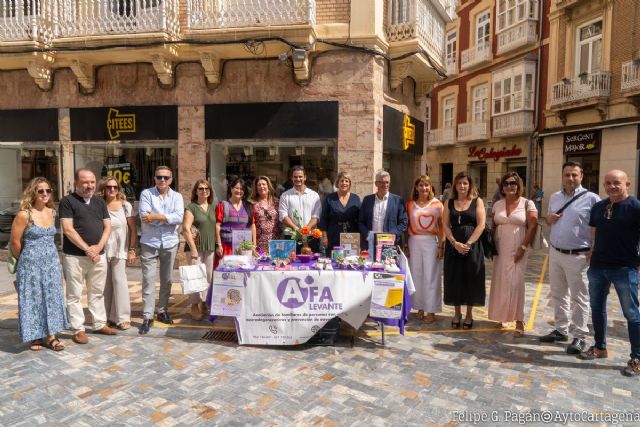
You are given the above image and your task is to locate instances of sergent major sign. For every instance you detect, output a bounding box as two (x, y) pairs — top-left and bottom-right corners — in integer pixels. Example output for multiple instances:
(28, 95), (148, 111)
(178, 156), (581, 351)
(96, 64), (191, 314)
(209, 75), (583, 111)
(107, 108), (136, 139)
(402, 114), (415, 150)
(468, 145), (523, 161)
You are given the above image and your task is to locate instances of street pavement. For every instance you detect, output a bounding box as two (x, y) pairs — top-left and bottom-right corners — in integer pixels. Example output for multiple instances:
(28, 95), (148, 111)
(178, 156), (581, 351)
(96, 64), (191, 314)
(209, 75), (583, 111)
(0, 250), (639, 426)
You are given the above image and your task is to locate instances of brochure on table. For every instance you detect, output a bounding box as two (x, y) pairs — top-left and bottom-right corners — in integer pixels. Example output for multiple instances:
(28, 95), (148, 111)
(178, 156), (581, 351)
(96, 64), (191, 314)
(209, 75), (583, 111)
(367, 272), (405, 319)
(232, 230), (254, 254)
(269, 240), (297, 258)
(339, 233), (361, 256)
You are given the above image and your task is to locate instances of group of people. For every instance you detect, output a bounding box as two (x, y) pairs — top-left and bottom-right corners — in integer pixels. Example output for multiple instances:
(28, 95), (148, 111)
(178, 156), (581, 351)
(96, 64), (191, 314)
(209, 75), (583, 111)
(9, 162), (640, 377)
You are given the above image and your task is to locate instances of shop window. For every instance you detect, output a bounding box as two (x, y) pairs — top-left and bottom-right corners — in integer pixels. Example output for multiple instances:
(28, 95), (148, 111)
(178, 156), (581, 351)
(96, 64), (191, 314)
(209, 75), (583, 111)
(496, 0), (537, 32)
(73, 144), (177, 202)
(209, 141), (336, 201)
(492, 61), (535, 115)
(576, 19), (603, 75)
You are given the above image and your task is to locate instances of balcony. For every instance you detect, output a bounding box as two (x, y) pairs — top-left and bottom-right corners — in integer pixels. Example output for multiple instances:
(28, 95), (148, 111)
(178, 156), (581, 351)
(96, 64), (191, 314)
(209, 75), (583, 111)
(460, 40), (491, 71)
(56, 0), (179, 39)
(492, 111), (534, 137)
(0, 0), (56, 44)
(428, 127), (456, 147)
(551, 71), (611, 107)
(496, 20), (537, 56)
(457, 121), (489, 142)
(622, 61), (640, 93)
(187, 0), (315, 30)
(386, 0), (445, 62)
(445, 56), (457, 76)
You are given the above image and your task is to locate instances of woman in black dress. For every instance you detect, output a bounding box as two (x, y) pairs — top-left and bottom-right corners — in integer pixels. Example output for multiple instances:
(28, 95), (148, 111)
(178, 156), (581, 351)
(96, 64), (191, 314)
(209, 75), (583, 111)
(319, 171), (361, 254)
(442, 172), (486, 329)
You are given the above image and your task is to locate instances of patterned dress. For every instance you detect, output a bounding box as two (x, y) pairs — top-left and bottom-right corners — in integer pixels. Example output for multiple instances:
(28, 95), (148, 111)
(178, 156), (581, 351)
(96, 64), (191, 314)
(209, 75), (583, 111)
(16, 220), (68, 342)
(253, 199), (280, 253)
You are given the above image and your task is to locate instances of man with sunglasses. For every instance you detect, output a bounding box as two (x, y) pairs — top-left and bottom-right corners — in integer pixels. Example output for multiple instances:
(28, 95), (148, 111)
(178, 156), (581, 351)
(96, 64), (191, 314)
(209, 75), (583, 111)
(138, 166), (184, 334)
(540, 161), (599, 354)
(579, 169), (640, 378)
(60, 168), (115, 344)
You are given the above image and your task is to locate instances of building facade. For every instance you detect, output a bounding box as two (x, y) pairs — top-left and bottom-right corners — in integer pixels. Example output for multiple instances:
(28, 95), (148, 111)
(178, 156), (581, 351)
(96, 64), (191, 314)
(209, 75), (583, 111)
(0, 0), (456, 233)
(426, 0), (549, 201)
(540, 0), (640, 211)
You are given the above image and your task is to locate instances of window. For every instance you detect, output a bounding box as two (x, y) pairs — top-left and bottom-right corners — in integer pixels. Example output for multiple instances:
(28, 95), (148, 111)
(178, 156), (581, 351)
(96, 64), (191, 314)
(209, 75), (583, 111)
(472, 84), (488, 122)
(496, 0), (537, 32)
(576, 19), (603, 75)
(443, 96), (456, 128)
(492, 62), (535, 115)
(476, 11), (491, 45)
(446, 31), (457, 64)
(389, 0), (411, 25)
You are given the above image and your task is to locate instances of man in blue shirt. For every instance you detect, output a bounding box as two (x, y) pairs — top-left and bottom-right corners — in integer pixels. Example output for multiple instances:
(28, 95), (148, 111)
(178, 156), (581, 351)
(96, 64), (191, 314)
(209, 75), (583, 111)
(579, 170), (640, 377)
(138, 166), (184, 334)
(540, 161), (599, 354)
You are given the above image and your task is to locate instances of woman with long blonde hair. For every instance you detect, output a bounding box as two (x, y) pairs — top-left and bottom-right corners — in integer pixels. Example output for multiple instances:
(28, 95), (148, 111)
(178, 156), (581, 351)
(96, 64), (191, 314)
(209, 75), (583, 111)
(98, 176), (137, 330)
(11, 177), (68, 351)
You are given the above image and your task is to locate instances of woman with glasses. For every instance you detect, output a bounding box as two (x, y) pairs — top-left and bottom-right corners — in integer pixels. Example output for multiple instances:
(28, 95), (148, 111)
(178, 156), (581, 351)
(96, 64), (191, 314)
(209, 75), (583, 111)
(250, 176), (280, 254)
(98, 177), (137, 330)
(183, 179), (216, 320)
(215, 178), (256, 258)
(488, 172), (538, 337)
(442, 172), (486, 330)
(319, 171), (361, 254)
(11, 177), (68, 351)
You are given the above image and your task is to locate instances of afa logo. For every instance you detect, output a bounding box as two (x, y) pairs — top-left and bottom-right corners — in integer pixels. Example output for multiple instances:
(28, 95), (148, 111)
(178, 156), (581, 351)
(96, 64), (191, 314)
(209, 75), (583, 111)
(276, 275), (334, 309)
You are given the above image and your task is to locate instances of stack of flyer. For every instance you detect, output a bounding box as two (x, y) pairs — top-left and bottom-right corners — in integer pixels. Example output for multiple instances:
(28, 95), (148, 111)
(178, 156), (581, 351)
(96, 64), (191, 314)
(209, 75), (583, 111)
(368, 232), (396, 262)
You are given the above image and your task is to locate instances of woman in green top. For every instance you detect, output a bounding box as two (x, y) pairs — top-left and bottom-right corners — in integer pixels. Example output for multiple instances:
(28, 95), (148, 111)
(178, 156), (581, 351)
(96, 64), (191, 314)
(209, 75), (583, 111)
(183, 179), (217, 321)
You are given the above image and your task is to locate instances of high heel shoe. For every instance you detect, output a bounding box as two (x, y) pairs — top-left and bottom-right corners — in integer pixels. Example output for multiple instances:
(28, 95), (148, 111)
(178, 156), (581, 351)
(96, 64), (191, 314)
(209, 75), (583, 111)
(451, 315), (462, 329)
(462, 319), (474, 330)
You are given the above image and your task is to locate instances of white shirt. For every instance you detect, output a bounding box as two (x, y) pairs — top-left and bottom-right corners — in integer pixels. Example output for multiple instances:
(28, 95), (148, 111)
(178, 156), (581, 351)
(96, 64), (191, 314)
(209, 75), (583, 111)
(372, 192), (389, 232)
(548, 185), (600, 250)
(278, 186), (321, 233)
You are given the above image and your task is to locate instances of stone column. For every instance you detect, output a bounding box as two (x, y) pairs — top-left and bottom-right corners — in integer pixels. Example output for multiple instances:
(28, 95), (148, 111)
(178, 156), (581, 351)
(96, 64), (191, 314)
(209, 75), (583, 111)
(58, 108), (74, 197)
(177, 105), (206, 200)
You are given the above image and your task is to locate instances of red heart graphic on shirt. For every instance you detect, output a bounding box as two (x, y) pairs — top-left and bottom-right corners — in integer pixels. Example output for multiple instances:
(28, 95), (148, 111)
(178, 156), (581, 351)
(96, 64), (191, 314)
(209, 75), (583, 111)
(417, 213), (435, 231)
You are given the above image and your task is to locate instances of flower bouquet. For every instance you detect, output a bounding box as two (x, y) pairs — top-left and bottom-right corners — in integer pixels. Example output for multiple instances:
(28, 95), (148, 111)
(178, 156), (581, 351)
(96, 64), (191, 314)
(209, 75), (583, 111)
(284, 209), (323, 255)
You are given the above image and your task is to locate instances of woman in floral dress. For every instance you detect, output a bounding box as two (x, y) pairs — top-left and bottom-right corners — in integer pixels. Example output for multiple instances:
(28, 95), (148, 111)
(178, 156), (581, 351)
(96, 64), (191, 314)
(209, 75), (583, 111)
(11, 177), (68, 351)
(250, 176), (280, 253)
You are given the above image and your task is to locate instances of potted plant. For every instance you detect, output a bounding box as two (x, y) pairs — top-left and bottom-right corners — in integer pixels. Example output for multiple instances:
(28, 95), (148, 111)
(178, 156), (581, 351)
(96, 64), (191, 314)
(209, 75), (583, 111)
(578, 71), (589, 84)
(236, 240), (257, 258)
(284, 209), (323, 255)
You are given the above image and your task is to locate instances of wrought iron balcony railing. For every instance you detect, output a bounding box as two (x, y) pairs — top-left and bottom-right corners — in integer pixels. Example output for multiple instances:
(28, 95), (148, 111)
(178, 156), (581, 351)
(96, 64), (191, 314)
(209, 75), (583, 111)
(551, 71), (611, 106)
(621, 60), (640, 92)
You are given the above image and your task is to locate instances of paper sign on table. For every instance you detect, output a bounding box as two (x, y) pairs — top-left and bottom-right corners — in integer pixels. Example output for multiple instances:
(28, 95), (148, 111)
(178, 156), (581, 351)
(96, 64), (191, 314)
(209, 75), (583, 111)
(269, 240), (296, 259)
(340, 233), (361, 256)
(211, 271), (246, 317)
(368, 272), (404, 319)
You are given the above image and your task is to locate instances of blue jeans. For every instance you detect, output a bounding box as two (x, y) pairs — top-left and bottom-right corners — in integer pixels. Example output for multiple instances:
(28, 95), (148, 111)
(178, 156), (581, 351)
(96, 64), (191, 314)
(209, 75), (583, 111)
(587, 267), (640, 358)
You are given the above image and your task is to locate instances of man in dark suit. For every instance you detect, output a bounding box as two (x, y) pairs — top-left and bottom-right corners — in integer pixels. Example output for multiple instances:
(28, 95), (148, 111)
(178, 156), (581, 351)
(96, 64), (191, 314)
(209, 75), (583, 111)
(358, 170), (408, 249)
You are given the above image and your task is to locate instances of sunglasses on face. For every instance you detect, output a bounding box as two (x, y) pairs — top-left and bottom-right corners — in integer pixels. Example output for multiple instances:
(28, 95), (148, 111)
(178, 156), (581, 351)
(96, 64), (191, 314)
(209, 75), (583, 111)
(197, 187), (210, 192)
(37, 188), (52, 195)
(155, 175), (171, 181)
(503, 181), (518, 187)
(105, 185), (119, 190)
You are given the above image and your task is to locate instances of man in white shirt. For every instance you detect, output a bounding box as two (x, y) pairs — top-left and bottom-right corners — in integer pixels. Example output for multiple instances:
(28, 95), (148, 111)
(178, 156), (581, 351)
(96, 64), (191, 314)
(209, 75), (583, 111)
(278, 165), (322, 252)
(539, 161), (599, 354)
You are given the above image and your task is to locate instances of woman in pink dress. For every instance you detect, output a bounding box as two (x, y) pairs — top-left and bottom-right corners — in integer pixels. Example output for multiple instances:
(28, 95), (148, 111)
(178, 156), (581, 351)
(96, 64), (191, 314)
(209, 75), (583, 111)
(488, 172), (538, 337)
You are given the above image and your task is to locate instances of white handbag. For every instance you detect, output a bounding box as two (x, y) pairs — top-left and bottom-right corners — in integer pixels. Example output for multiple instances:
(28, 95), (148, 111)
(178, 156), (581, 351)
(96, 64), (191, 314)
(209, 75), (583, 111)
(179, 262), (209, 294)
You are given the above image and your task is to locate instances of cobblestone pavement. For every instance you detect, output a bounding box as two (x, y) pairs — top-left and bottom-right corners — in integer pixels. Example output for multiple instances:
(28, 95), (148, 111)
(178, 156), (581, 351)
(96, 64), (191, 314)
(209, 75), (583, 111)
(0, 250), (639, 426)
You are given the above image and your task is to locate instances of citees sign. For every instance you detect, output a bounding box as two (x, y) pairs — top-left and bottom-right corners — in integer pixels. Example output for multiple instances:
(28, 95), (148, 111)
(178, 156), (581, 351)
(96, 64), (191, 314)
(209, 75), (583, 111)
(468, 145), (523, 161)
(71, 106), (177, 141)
(563, 130), (600, 154)
(402, 115), (415, 150)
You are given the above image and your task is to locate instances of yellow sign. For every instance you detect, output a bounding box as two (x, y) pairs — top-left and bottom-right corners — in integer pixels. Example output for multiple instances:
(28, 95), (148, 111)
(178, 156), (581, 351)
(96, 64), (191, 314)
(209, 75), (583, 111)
(107, 108), (136, 140)
(402, 114), (415, 150)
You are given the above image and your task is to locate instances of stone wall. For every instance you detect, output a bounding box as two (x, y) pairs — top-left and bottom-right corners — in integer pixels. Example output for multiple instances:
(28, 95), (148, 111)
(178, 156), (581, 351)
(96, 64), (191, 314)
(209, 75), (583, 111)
(316, 0), (351, 24)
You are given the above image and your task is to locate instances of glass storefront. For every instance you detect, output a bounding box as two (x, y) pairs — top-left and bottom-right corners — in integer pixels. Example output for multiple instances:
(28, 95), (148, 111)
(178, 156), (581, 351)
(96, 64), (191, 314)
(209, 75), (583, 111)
(209, 140), (336, 201)
(73, 142), (178, 202)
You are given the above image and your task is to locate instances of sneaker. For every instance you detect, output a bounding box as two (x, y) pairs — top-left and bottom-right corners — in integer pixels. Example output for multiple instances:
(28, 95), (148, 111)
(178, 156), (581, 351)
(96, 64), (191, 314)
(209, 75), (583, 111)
(566, 338), (589, 355)
(578, 345), (608, 360)
(539, 330), (569, 343)
(623, 358), (640, 377)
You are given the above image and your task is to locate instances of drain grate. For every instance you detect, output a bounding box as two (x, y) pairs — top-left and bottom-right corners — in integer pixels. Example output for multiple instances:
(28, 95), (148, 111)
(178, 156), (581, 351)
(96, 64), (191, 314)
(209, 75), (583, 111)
(202, 329), (238, 342)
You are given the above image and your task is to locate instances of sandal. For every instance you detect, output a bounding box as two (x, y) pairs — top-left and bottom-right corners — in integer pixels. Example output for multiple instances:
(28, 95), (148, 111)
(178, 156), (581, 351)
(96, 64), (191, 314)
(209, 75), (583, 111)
(424, 313), (436, 324)
(45, 337), (65, 351)
(451, 315), (462, 329)
(30, 339), (44, 351)
(462, 319), (474, 330)
(117, 322), (131, 330)
(514, 321), (525, 338)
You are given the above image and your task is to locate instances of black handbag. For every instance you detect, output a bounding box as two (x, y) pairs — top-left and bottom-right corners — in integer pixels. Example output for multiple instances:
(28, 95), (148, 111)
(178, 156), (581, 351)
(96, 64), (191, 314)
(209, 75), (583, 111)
(480, 227), (498, 259)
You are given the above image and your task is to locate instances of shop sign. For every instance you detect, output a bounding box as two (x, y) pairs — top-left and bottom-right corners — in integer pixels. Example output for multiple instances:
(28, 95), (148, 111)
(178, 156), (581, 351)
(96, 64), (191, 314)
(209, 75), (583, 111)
(468, 145), (522, 161)
(0, 109), (58, 141)
(71, 106), (177, 141)
(402, 115), (415, 150)
(107, 108), (136, 139)
(563, 130), (600, 154)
